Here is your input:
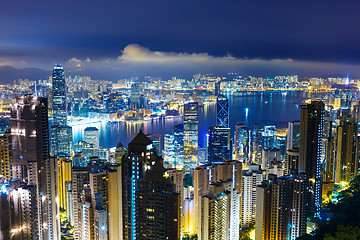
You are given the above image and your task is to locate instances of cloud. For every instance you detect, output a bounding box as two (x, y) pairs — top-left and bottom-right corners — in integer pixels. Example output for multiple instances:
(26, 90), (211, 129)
(68, 57), (82, 63)
(118, 44), (237, 63)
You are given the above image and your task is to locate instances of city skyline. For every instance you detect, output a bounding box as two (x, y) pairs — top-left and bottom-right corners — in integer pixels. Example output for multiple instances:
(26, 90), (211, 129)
(1, 1), (360, 81)
(1, 2), (360, 239)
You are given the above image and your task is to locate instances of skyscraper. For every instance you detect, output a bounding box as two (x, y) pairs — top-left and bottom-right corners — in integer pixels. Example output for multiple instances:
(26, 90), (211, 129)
(299, 100), (324, 216)
(208, 126), (231, 163)
(0, 135), (10, 179)
(287, 121), (300, 150)
(130, 83), (141, 110)
(10, 95), (60, 239)
(173, 124), (184, 168)
(121, 130), (155, 240)
(50, 64), (73, 157)
(197, 182), (240, 240)
(135, 159), (180, 240)
(335, 115), (358, 183)
(241, 164), (265, 228)
(184, 102), (198, 170)
(52, 64), (67, 126)
(255, 173), (307, 240)
(84, 127), (100, 147)
(216, 94), (229, 128)
(233, 123), (250, 163)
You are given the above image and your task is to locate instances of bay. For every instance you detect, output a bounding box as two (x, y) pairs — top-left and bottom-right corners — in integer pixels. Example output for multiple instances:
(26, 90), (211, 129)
(72, 91), (307, 149)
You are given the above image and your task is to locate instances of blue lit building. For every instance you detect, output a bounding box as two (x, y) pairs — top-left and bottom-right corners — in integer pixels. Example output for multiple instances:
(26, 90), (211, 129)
(183, 102), (198, 170)
(216, 94), (229, 128)
(208, 126), (231, 164)
(52, 64), (67, 126)
(50, 65), (73, 157)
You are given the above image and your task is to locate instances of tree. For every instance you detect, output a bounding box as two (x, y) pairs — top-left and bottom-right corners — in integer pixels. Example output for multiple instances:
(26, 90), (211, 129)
(324, 225), (360, 240)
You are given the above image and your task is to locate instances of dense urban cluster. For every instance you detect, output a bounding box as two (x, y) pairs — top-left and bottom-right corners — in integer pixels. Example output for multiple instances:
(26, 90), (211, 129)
(0, 65), (360, 240)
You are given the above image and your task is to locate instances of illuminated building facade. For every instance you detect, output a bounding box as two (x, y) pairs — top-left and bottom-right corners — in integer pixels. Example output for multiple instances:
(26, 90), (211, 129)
(121, 130), (155, 240)
(58, 157), (72, 210)
(52, 64), (67, 126)
(50, 64), (73, 157)
(183, 102), (198, 170)
(335, 115), (358, 183)
(241, 165), (265, 228)
(233, 123), (250, 163)
(216, 94), (229, 128)
(135, 159), (180, 240)
(84, 127), (100, 147)
(255, 173), (307, 240)
(299, 100), (324, 216)
(0, 135), (10, 179)
(10, 95), (60, 239)
(208, 126), (231, 164)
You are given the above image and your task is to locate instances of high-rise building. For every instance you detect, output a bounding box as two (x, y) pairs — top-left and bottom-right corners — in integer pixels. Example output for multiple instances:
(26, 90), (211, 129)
(233, 123), (250, 163)
(255, 173), (307, 240)
(135, 159), (180, 240)
(115, 140), (127, 164)
(287, 121), (300, 149)
(130, 83), (141, 110)
(58, 156), (72, 210)
(51, 125), (73, 156)
(216, 94), (229, 128)
(285, 148), (300, 175)
(197, 182), (240, 240)
(121, 130), (155, 240)
(107, 164), (123, 240)
(173, 124), (184, 168)
(163, 133), (176, 167)
(72, 167), (89, 240)
(50, 64), (73, 157)
(208, 126), (231, 163)
(0, 181), (40, 239)
(84, 127), (100, 147)
(11, 95), (60, 239)
(299, 100), (325, 216)
(184, 102), (198, 170)
(335, 115), (358, 183)
(0, 135), (10, 179)
(52, 64), (67, 126)
(241, 164), (265, 228)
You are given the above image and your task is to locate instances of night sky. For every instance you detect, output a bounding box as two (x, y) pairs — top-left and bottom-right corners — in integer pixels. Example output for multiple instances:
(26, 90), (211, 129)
(1, 0), (360, 80)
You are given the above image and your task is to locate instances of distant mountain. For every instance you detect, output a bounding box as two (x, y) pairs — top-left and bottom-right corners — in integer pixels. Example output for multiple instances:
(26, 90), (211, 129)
(0, 66), (49, 84)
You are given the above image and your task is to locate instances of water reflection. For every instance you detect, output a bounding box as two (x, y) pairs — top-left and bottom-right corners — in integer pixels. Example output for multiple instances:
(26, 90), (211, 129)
(72, 91), (306, 149)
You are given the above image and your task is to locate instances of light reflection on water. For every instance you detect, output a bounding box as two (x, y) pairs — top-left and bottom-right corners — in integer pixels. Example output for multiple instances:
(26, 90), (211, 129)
(72, 91), (306, 149)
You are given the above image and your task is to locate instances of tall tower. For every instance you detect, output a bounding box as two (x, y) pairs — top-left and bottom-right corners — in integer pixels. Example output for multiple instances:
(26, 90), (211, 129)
(241, 164), (265, 227)
(136, 159), (180, 240)
(0, 135), (10, 179)
(183, 102), (198, 170)
(335, 115), (358, 183)
(52, 64), (67, 126)
(216, 94), (229, 128)
(299, 100), (324, 216)
(233, 123), (250, 163)
(10, 95), (60, 239)
(121, 130), (155, 240)
(287, 121), (300, 150)
(84, 127), (100, 147)
(51, 64), (73, 157)
(208, 126), (231, 163)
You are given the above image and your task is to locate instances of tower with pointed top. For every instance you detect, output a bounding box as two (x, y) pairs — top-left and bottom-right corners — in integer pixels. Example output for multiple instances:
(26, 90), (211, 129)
(50, 64), (73, 157)
(121, 130), (158, 240)
(216, 94), (229, 128)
